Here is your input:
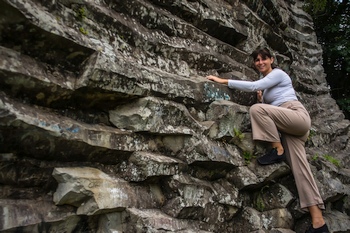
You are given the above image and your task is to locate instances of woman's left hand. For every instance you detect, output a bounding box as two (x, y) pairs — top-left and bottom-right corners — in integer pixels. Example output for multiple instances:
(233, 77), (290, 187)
(257, 90), (263, 103)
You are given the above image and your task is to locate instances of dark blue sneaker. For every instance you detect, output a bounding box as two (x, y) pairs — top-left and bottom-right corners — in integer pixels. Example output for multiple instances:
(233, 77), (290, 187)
(305, 224), (330, 233)
(257, 148), (286, 165)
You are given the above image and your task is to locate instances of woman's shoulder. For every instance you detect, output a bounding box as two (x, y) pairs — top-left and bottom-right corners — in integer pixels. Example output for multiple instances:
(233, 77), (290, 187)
(270, 68), (290, 78)
(271, 68), (287, 74)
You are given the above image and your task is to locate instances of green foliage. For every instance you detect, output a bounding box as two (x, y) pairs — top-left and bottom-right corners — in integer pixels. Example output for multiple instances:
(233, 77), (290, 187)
(76, 7), (87, 21)
(323, 154), (340, 167)
(243, 151), (255, 165)
(312, 153), (341, 167)
(79, 27), (88, 35)
(303, 0), (327, 15)
(309, 129), (316, 138)
(75, 6), (88, 35)
(233, 128), (244, 141)
(307, 129), (316, 144)
(256, 196), (265, 212)
(337, 98), (350, 118)
(304, 0), (350, 119)
(255, 185), (269, 212)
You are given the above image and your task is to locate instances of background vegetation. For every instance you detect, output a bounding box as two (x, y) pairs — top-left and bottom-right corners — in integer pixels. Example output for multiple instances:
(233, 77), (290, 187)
(304, 0), (350, 118)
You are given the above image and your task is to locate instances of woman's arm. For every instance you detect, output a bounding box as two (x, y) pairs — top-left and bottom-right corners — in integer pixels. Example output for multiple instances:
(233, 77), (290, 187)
(206, 75), (228, 85)
(207, 69), (284, 92)
(207, 75), (264, 103)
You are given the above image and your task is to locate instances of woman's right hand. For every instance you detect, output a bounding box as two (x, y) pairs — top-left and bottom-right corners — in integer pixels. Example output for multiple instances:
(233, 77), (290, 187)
(206, 75), (228, 84)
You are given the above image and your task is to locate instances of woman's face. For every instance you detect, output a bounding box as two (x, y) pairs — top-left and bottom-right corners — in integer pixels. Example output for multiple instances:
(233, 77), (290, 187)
(254, 54), (274, 76)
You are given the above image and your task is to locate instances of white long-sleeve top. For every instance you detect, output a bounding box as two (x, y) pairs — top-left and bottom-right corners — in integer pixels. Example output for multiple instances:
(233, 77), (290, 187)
(227, 68), (297, 106)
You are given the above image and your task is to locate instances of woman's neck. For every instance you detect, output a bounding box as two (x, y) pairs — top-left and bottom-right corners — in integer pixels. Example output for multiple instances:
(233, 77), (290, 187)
(262, 67), (275, 76)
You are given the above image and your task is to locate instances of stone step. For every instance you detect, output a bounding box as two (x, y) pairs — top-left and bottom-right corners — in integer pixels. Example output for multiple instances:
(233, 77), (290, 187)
(0, 92), (147, 162)
(206, 99), (251, 141)
(295, 210), (350, 233)
(0, 199), (78, 232)
(52, 167), (163, 215)
(109, 96), (204, 135)
(1, 0), (260, 113)
(234, 207), (294, 232)
(0, 92), (246, 168)
(99, 208), (214, 233)
(119, 151), (187, 182)
(227, 160), (291, 190)
(161, 173), (241, 223)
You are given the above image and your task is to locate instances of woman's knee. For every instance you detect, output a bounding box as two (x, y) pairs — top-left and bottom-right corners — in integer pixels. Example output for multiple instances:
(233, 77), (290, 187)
(249, 103), (265, 116)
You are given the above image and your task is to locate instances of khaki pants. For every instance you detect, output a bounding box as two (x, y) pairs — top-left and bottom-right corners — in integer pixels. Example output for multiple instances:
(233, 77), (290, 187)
(250, 101), (325, 210)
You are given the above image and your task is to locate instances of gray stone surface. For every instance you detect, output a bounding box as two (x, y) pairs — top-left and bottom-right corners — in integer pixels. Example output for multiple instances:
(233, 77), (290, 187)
(0, 0), (349, 232)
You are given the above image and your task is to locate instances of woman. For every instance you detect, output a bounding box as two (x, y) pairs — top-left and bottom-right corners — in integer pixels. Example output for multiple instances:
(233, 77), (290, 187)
(206, 48), (329, 233)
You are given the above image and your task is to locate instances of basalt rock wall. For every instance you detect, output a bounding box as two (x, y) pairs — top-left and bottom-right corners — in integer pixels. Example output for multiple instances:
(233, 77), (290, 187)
(0, 0), (350, 232)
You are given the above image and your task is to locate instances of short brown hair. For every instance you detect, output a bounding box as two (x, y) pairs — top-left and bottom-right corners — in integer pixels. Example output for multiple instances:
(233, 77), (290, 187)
(251, 48), (277, 68)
